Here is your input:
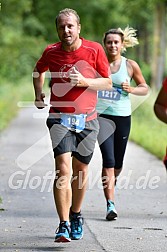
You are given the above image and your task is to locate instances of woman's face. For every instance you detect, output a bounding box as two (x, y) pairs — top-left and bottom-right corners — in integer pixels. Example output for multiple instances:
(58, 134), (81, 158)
(104, 34), (123, 57)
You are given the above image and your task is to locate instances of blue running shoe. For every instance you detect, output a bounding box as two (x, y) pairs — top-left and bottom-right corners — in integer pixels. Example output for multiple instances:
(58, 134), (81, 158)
(70, 213), (84, 240)
(55, 221), (71, 242)
(106, 200), (117, 221)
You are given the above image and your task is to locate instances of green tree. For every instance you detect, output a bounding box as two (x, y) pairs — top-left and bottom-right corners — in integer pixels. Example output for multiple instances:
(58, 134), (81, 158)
(0, 0), (167, 89)
(0, 0), (46, 81)
(151, 0), (167, 88)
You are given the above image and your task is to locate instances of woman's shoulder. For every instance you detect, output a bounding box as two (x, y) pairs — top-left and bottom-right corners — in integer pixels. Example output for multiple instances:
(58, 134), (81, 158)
(126, 58), (138, 66)
(126, 59), (142, 72)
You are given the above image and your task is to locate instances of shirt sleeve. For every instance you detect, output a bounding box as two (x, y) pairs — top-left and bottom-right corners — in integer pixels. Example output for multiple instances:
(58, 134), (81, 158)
(162, 77), (167, 93)
(35, 47), (49, 73)
(96, 43), (111, 78)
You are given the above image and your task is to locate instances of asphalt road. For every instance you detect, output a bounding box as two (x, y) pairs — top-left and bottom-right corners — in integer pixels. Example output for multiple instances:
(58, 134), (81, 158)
(0, 105), (167, 252)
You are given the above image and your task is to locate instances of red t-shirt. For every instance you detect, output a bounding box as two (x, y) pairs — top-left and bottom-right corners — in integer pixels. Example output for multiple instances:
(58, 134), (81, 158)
(35, 38), (110, 120)
(163, 77), (167, 93)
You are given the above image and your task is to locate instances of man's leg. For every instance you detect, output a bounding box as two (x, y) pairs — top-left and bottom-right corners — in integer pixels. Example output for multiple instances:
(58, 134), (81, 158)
(54, 152), (72, 242)
(70, 118), (99, 239)
(69, 157), (88, 240)
(70, 119), (99, 212)
(46, 118), (74, 242)
(54, 152), (72, 222)
(71, 157), (88, 213)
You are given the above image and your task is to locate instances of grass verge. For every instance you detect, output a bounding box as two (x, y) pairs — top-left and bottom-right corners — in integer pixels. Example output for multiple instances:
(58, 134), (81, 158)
(0, 78), (34, 131)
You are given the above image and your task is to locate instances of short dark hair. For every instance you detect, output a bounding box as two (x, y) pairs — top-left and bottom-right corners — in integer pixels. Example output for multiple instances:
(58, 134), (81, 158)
(55, 8), (80, 28)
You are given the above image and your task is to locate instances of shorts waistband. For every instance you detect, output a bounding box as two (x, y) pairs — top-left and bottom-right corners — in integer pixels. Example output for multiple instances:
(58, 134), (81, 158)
(50, 108), (96, 118)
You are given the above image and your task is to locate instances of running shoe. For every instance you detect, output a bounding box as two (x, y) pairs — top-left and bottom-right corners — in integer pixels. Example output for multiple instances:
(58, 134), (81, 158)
(106, 200), (117, 221)
(55, 221), (71, 242)
(70, 213), (84, 240)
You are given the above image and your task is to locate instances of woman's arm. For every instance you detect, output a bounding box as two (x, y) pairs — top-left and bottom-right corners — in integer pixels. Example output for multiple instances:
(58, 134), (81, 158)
(122, 59), (149, 95)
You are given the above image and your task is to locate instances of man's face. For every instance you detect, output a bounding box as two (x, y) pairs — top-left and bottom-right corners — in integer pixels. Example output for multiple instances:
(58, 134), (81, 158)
(57, 13), (81, 48)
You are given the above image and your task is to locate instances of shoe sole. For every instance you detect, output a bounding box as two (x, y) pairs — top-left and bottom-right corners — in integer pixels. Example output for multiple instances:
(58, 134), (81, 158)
(55, 236), (71, 242)
(71, 234), (83, 240)
(106, 211), (117, 221)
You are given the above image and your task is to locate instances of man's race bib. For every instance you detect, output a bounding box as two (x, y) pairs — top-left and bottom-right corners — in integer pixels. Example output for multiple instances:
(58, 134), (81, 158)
(98, 87), (122, 101)
(60, 114), (86, 132)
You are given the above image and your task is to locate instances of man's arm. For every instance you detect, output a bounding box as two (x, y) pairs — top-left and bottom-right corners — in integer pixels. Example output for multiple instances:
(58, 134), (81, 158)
(154, 86), (167, 124)
(69, 68), (112, 90)
(80, 77), (112, 90)
(33, 67), (47, 109)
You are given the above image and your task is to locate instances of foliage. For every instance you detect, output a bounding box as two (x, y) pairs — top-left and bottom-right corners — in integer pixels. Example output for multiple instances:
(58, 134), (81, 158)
(0, 0), (166, 83)
(140, 61), (152, 85)
(0, 0), (46, 81)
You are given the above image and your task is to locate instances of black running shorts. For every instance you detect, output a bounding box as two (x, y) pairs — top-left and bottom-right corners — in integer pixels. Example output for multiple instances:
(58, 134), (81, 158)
(46, 116), (99, 164)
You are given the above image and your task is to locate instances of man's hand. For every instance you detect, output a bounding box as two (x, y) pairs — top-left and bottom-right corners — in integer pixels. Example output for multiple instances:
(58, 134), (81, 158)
(35, 93), (47, 109)
(69, 67), (88, 87)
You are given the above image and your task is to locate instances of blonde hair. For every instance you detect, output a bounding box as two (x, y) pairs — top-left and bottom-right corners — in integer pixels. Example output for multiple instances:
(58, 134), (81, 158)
(55, 8), (80, 28)
(103, 26), (139, 53)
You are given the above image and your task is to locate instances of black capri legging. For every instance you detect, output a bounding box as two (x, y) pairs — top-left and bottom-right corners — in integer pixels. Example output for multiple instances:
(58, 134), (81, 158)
(97, 114), (131, 169)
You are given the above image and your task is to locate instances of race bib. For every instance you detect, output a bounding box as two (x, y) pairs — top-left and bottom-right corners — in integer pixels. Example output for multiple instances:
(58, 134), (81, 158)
(60, 114), (86, 132)
(98, 88), (122, 101)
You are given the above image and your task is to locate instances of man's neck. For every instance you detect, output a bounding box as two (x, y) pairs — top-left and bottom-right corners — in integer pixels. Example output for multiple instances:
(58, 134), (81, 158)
(62, 38), (82, 52)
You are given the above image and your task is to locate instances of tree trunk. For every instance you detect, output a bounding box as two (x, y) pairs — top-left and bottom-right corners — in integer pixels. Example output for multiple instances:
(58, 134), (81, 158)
(151, 2), (167, 89)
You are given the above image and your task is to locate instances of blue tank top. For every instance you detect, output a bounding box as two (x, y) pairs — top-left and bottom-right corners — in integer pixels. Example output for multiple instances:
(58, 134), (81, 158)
(96, 56), (131, 116)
